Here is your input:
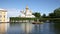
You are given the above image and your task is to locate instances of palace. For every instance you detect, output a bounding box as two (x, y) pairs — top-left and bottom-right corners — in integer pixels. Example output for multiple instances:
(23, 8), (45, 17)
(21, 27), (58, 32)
(0, 9), (7, 22)
(19, 6), (35, 18)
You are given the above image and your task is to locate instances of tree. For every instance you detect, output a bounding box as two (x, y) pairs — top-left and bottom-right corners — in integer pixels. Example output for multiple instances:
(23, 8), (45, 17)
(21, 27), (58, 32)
(33, 12), (41, 18)
(54, 8), (60, 18)
(49, 13), (55, 18)
(48, 8), (60, 18)
(42, 14), (46, 18)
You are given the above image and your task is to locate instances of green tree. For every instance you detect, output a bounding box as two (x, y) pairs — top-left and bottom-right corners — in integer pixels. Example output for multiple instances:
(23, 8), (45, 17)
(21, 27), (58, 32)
(42, 14), (46, 18)
(49, 13), (55, 18)
(33, 12), (41, 18)
(54, 8), (60, 18)
(48, 8), (60, 18)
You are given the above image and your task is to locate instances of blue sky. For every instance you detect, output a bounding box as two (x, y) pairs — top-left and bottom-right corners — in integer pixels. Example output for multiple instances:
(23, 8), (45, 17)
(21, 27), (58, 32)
(0, 0), (60, 17)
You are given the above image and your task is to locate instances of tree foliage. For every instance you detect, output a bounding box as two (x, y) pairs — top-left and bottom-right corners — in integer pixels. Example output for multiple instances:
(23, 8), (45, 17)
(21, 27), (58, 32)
(49, 8), (60, 18)
(42, 14), (46, 18)
(54, 8), (60, 18)
(49, 13), (55, 18)
(33, 12), (41, 18)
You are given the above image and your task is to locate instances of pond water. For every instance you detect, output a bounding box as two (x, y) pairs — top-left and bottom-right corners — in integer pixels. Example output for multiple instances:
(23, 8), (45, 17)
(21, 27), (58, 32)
(0, 22), (60, 34)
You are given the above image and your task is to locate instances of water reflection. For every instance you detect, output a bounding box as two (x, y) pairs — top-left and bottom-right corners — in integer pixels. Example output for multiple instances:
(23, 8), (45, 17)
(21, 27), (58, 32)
(32, 23), (54, 34)
(0, 23), (9, 34)
(0, 22), (60, 34)
(21, 23), (34, 34)
(53, 23), (60, 34)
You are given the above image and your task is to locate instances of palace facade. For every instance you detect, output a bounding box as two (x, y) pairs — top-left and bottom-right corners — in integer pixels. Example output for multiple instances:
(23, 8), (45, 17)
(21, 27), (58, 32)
(0, 9), (7, 22)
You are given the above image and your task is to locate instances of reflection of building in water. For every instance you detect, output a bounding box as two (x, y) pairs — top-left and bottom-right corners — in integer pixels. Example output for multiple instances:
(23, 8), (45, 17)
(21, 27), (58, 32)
(19, 6), (35, 18)
(21, 23), (34, 33)
(0, 23), (9, 33)
(0, 9), (7, 22)
(0, 23), (5, 33)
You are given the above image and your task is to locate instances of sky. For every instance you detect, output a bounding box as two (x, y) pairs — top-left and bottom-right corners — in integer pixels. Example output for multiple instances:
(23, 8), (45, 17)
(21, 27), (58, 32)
(0, 0), (60, 17)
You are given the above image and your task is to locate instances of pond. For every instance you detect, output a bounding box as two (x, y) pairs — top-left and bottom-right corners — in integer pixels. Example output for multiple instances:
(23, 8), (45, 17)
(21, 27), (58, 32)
(0, 22), (60, 34)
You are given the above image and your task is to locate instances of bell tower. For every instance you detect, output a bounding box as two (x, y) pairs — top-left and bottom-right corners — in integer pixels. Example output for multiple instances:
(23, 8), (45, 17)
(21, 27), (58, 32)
(26, 5), (29, 12)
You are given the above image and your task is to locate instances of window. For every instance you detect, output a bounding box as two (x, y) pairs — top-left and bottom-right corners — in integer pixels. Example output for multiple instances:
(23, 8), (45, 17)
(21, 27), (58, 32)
(0, 15), (2, 18)
(0, 20), (1, 21)
(4, 15), (5, 18)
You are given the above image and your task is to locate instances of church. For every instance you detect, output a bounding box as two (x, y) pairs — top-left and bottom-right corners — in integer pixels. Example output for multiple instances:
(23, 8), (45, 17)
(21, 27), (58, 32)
(19, 6), (35, 18)
(10, 6), (37, 22)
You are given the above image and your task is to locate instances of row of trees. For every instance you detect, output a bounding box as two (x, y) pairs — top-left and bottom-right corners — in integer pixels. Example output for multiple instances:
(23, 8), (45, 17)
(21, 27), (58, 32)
(33, 8), (60, 18)
(49, 8), (60, 18)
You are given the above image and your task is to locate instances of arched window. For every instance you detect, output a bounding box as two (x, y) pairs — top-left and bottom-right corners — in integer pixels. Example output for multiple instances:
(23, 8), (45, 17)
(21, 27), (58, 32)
(0, 20), (1, 21)
(0, 15), (2, 18)
(4, 15), (5, 18)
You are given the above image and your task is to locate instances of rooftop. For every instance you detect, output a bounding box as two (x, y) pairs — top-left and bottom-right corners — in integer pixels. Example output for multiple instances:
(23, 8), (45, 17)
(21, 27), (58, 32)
(0, 8), (7, 12)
